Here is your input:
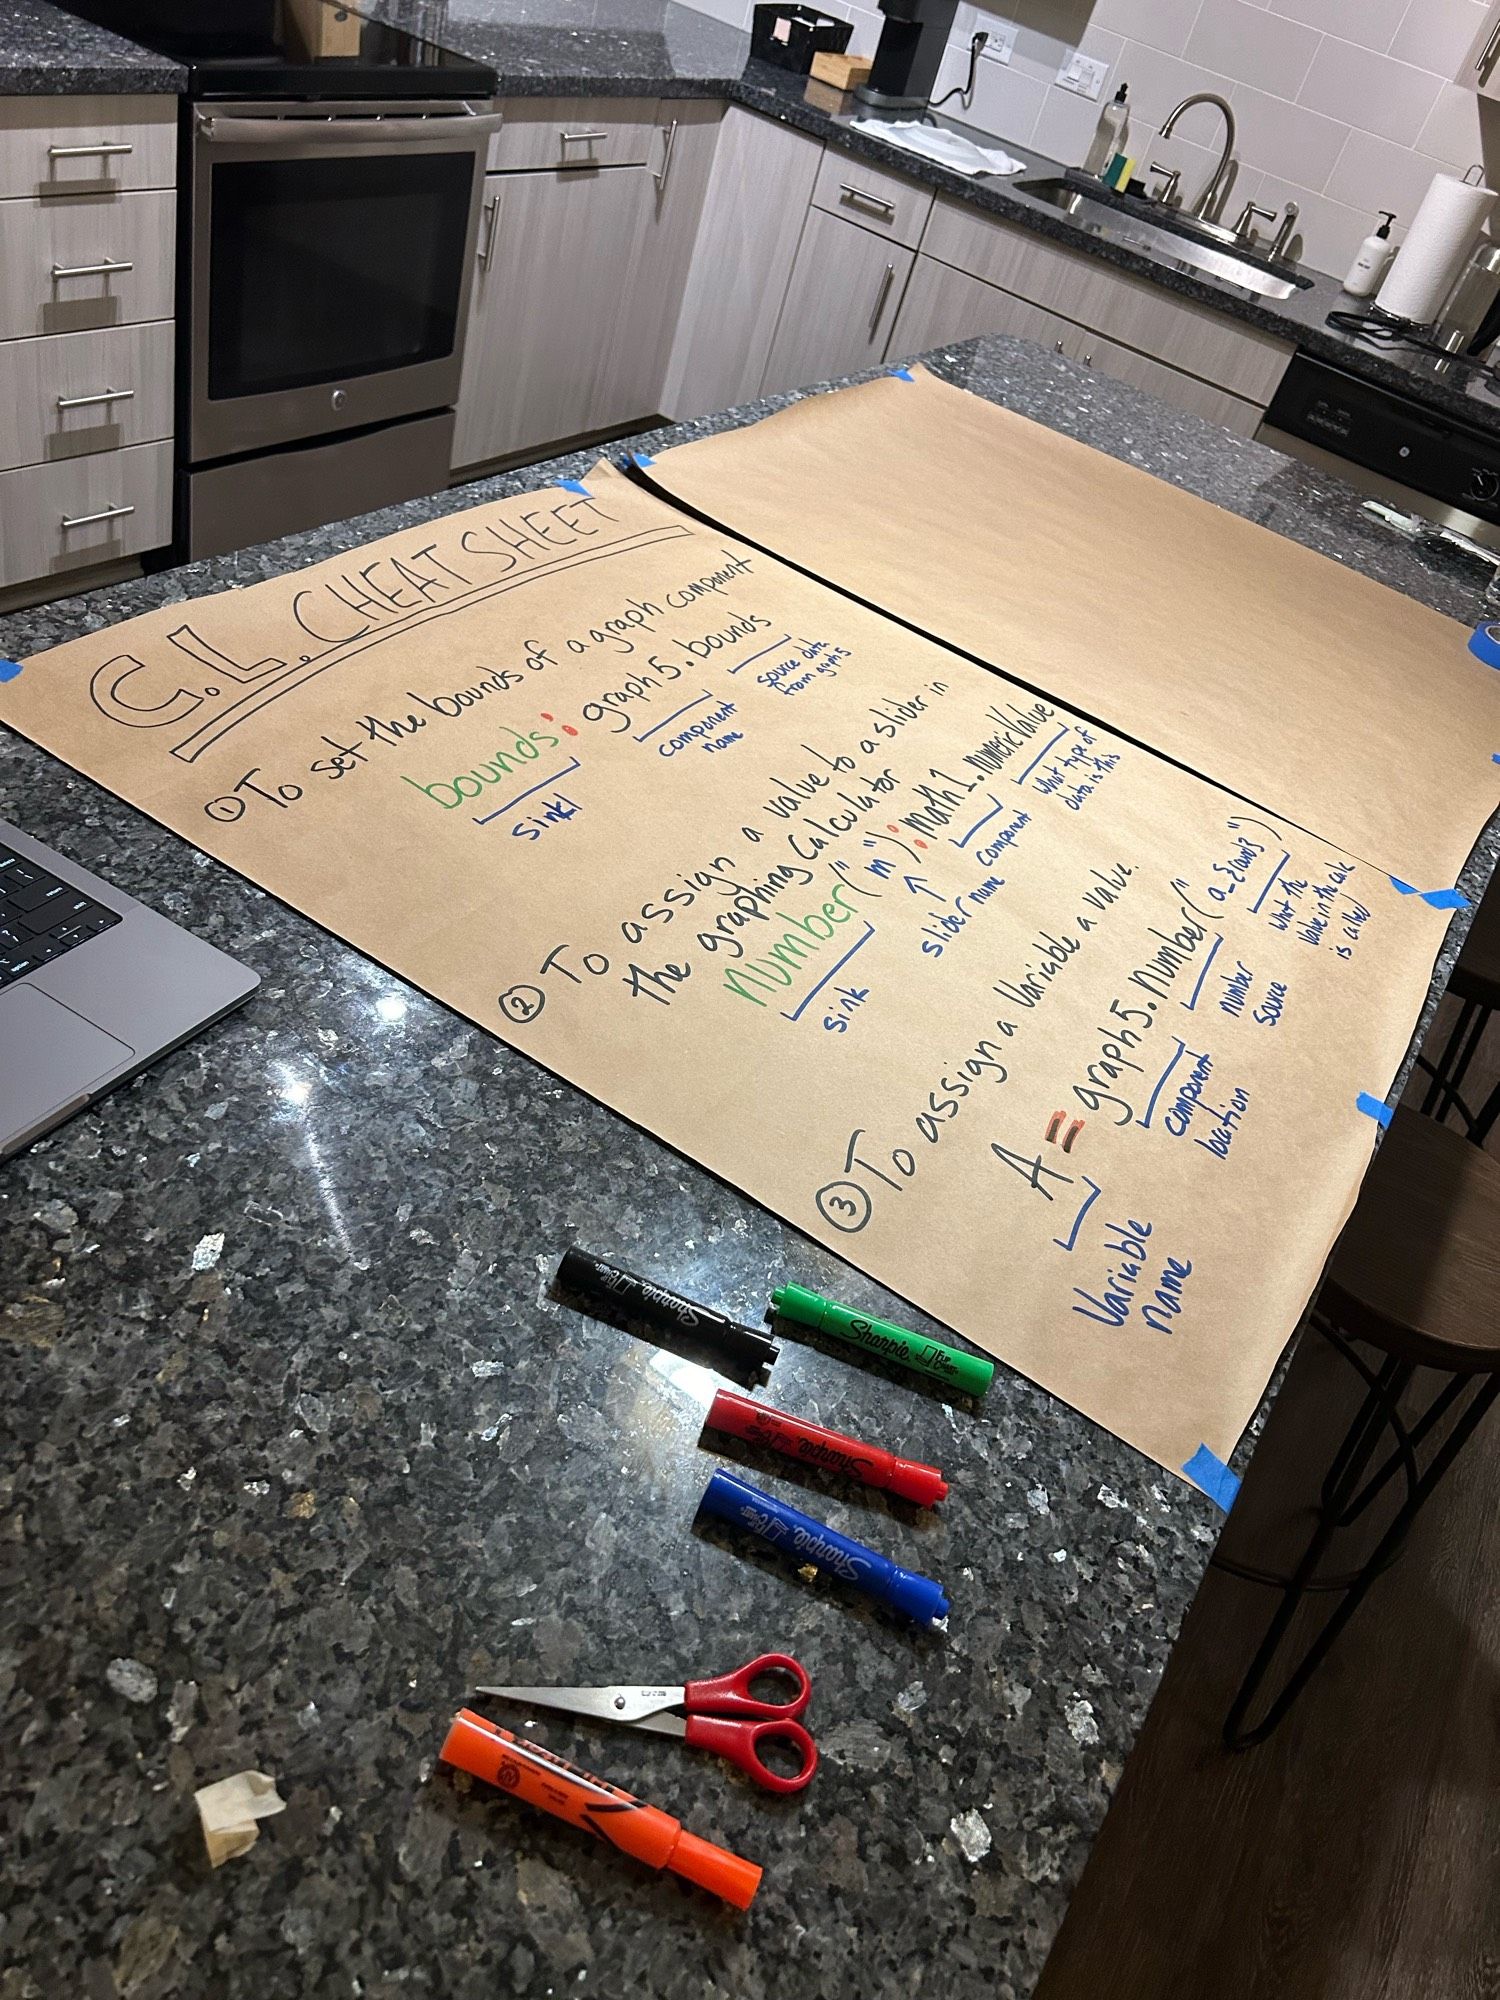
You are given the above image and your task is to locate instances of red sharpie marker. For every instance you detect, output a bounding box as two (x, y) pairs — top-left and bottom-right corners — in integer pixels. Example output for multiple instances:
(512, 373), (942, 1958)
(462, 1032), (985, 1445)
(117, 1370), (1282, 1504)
(706, 1388), (948, 1507)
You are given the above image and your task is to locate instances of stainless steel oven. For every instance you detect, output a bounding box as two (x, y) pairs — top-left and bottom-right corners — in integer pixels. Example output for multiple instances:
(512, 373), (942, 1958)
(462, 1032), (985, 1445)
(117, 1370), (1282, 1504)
(184, 96), (500, 553)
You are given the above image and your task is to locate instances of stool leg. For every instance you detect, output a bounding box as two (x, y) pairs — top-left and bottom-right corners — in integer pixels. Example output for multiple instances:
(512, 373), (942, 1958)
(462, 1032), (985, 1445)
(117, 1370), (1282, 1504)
(1224, 1363), (1403, 1751)
(1224, 1371), (1500, 1750)
(1472, 1078), (1500, 1148)
(1418, 999), (1481, 1122)
(1334, 1369), (1468, 1528)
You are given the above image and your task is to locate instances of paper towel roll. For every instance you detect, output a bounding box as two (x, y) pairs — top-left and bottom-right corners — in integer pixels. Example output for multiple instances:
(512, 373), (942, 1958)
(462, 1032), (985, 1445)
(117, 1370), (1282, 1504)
(1377, 171), (1497, 323)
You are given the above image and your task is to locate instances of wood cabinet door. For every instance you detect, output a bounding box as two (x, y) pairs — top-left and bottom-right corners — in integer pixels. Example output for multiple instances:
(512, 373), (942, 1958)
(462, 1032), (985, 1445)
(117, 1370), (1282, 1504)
(454, 164), (656, 470)
(759, 206), (915, 398)
(888, 255), (1077, 361)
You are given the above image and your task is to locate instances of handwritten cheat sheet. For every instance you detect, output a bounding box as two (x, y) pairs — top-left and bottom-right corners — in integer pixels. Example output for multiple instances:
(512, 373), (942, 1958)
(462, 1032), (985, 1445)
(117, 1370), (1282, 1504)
(0, 458), (1453, 1481)
(641, 366), (1500, 893)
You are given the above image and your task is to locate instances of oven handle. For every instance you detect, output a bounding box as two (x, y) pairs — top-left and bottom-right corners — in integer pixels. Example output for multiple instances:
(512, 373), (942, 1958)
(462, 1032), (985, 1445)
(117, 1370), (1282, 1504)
(195, 109), (504, 148)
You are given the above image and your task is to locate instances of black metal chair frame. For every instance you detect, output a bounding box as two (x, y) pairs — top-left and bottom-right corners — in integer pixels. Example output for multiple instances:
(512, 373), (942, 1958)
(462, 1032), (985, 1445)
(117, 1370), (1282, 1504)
(1222, 1315), (1500, 1750)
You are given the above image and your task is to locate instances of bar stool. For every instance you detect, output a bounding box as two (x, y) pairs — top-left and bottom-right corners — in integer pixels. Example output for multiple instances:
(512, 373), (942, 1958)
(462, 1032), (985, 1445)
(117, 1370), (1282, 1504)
(1223, 1107), (1500, 1748)
(1419, 879), (1500, 1144)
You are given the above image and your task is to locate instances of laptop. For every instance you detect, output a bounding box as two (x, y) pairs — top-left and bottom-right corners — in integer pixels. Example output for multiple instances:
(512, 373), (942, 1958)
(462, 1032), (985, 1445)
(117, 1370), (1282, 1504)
(0, 818), (259, 1161)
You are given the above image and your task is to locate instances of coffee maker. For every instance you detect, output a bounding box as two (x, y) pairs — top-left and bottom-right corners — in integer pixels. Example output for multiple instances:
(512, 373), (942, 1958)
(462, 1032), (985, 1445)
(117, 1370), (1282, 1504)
(855, 0), (961, 110)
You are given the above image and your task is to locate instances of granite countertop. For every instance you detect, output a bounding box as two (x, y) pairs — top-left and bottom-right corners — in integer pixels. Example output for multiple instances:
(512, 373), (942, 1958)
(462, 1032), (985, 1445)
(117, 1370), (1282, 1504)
(10, 0), (1500, 430)
(0, 0), (184, 92)
(1, 332), (1494, 2000)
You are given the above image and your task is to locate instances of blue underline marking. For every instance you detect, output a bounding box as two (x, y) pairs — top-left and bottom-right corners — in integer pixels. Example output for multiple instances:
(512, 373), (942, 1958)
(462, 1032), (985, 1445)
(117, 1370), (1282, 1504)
(1180, 932), (1223, 1013)
(473, 757), (582, 824)
(1356, 1091), (1393, 1128)
(781, 923), (876, 1022)
(726, 632), (793, 676)
(1052, 1176), (1102, 1253)
(1140, 1037), (1187, 1130)
(1249, 850), (1291, 914)
(1182, 1443), (1240, 1511)
(636, 689), (714, 743)
(1012, 726), (1069, 787)
(950, 794), (1008, 851)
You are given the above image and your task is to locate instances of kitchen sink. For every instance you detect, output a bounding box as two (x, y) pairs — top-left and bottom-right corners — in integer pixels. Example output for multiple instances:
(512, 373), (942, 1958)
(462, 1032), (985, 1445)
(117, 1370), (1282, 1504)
(1017, 176), (1314, 300)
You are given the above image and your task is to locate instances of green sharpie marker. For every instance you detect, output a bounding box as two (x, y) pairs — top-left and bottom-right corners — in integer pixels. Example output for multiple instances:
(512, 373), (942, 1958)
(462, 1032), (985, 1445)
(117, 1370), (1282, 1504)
(769, 1283), (994, 1397)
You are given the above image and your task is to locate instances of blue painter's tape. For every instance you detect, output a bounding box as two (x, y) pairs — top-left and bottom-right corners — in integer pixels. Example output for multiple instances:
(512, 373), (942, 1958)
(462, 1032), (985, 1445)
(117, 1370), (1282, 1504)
(0, 659), (22, 683)
(1468, 621), (1500, 668)
(557, 478), (590, 496)
(890, 366), (915, 381)
(1356, 1091), (1394, 1128)
(1182, 1444), (1241, 1512)
(1388, 875), (1471, 910)
(632, 452), (656, 469)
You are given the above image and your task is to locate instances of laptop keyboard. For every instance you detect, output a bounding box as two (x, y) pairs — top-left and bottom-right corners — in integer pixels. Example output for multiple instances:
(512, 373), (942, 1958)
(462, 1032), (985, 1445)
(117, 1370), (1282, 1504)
(0, 841), (122, 989)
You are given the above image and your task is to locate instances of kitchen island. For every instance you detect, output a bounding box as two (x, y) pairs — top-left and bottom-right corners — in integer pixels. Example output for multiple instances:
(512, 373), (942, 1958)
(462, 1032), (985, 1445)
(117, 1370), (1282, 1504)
(0, 334), (1493, 2000)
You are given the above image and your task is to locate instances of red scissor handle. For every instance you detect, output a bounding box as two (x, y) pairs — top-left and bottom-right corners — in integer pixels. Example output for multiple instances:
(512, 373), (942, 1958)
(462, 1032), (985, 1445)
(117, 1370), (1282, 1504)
(683, 1714), (819, 1795)
(684, 1651), (812, 1720)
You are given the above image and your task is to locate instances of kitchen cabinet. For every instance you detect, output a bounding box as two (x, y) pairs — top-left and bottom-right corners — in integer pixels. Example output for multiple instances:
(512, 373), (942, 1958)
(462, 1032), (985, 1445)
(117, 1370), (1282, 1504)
(454, 106), (718, 471)
(1460, 1), (1500, 97)
(661, 105), (823, 421)
(759, 206), (914, 397)
(0, 439), (171, 590)
(809, 145), (933, 251)
(889, 254), (1266, 436)
(487, 96), (663, 172)
(0, 321), (175, 469)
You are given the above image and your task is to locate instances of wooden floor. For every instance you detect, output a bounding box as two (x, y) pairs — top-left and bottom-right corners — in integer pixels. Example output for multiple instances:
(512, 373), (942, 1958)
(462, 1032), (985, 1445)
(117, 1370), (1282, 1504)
(1036, 1009), (1500, 2000)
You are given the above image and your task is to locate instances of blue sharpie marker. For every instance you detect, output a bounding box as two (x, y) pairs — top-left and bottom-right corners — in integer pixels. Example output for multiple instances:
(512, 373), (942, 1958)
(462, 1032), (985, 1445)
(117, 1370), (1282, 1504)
(699, 1469), (950, 1628)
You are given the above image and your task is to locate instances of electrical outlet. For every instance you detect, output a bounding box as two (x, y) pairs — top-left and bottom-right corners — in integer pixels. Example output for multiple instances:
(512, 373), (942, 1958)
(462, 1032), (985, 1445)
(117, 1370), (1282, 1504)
(1055, 51), (1107, 99)
(983, 23), (1016, 64)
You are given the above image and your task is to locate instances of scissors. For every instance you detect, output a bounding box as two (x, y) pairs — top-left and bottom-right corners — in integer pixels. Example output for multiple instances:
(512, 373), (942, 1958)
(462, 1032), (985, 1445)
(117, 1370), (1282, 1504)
(475, 1650), (818, 1795)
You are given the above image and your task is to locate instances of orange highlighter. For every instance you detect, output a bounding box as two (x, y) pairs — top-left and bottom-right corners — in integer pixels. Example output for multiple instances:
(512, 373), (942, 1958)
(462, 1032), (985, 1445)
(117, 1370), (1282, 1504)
(440, 1708), (762, 1909)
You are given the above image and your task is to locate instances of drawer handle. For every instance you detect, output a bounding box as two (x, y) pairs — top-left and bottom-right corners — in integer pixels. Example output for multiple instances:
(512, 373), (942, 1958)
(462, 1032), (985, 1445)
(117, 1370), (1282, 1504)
(654, 117), (679, 196)
(477, 191), (501, 269)
(560, 129), (608, 144)
(841, 182), (896, 218)
(869, 260), (896, 339)
(61, 503), (135, 530)
(47, 141), (134, 159)
(51, 258), (134, 280)
(56, 386), (136, 411)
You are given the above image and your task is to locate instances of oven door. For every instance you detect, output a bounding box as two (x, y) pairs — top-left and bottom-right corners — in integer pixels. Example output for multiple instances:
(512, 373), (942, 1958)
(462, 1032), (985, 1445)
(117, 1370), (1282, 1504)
(189, 99), (500, 463)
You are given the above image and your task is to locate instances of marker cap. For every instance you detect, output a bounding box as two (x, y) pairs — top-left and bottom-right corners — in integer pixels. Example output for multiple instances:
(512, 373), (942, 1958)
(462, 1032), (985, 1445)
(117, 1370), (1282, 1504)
(665, 1827), (763, 1909)
(887, 1458), (950, 1507)
(884, 1564), (950, 1627)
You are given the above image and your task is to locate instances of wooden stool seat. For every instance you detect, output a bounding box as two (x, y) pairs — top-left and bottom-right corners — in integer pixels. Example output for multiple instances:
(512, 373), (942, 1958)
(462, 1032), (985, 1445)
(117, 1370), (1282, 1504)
(1324, 1108), (1500, 1371)
(1451, 877), (1500, 1010)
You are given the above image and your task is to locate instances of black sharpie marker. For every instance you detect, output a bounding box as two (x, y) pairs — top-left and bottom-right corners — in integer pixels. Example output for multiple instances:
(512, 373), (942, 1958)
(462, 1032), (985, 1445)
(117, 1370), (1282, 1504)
(557, 1248), (779, 1377)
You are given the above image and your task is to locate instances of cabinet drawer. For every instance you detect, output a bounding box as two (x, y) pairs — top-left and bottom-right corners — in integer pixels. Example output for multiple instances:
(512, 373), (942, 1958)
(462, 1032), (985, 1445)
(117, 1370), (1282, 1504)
(0, 190), (175, 342)
(0, 321), (175, 471)
(811, 147), (933, 251)
(923, 194), (1291, 403)
(488, 98), (662, 172)
(0, 440), (172, 589)
(0, 96), (177, 199)
(1076, 332), (1263, 437)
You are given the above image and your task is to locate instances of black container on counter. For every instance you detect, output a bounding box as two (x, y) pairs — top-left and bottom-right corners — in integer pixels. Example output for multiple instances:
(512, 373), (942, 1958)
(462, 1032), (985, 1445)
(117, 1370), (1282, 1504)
(750, 3), (852, 73)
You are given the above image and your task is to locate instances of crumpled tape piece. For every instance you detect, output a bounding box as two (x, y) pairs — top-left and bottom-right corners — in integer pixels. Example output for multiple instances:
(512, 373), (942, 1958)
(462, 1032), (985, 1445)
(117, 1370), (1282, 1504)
(195, 1770), (286, 1868)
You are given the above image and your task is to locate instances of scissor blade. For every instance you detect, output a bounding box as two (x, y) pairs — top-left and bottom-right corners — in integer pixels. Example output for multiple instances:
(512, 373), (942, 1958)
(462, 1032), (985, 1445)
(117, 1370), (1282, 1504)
(473, 1683), (683, 1724)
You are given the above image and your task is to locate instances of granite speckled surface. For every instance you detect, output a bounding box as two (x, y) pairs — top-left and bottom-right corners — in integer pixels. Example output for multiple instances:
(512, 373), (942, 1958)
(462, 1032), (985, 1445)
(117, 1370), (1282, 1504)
(1, 335), (1495, 2000)
(0, 0), (184, 92)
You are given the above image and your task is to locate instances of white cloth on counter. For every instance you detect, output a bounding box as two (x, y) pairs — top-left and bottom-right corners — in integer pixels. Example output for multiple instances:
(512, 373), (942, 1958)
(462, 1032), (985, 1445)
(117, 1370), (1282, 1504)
(847, 117), (1026, 178)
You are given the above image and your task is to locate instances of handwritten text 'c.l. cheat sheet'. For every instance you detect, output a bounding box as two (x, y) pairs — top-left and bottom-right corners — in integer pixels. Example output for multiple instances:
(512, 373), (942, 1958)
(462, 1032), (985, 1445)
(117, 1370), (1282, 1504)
(0, 461), (1451, 1478)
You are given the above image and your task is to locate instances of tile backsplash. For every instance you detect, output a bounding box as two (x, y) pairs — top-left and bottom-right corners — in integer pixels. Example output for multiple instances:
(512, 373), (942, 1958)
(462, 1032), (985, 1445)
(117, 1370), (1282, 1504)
(690, 0), (1500, 278)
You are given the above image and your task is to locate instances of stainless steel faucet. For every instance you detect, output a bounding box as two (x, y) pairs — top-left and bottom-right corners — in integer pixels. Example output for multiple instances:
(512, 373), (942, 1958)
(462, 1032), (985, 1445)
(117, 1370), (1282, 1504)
(1160, 92), (1236, 221)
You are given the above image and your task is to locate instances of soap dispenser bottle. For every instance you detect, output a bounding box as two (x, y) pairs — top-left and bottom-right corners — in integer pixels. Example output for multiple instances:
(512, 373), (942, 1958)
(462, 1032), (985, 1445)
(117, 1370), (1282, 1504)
(1082, 83), (1128, 179)
(1342, 211), (1396, 297)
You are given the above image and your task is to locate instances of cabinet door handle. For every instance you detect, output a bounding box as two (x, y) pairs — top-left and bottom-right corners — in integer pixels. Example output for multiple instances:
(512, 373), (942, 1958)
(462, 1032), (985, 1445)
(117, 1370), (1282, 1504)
(1054, 338), (1064, 352)
(1081, 350), (1093, 364)
(1478, 17), (1500, 75)
(841, 182), (895, 218)
(869, 260), (896, 339)
(654, 117), (679, 196)
(560, 129), (608, 144)
(477, 191), (501, 269)
(47, 140), (134, 159)
(56, 385), (135, 410)
(51, 258), (134, 280)
(60, 502), (135, 530)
